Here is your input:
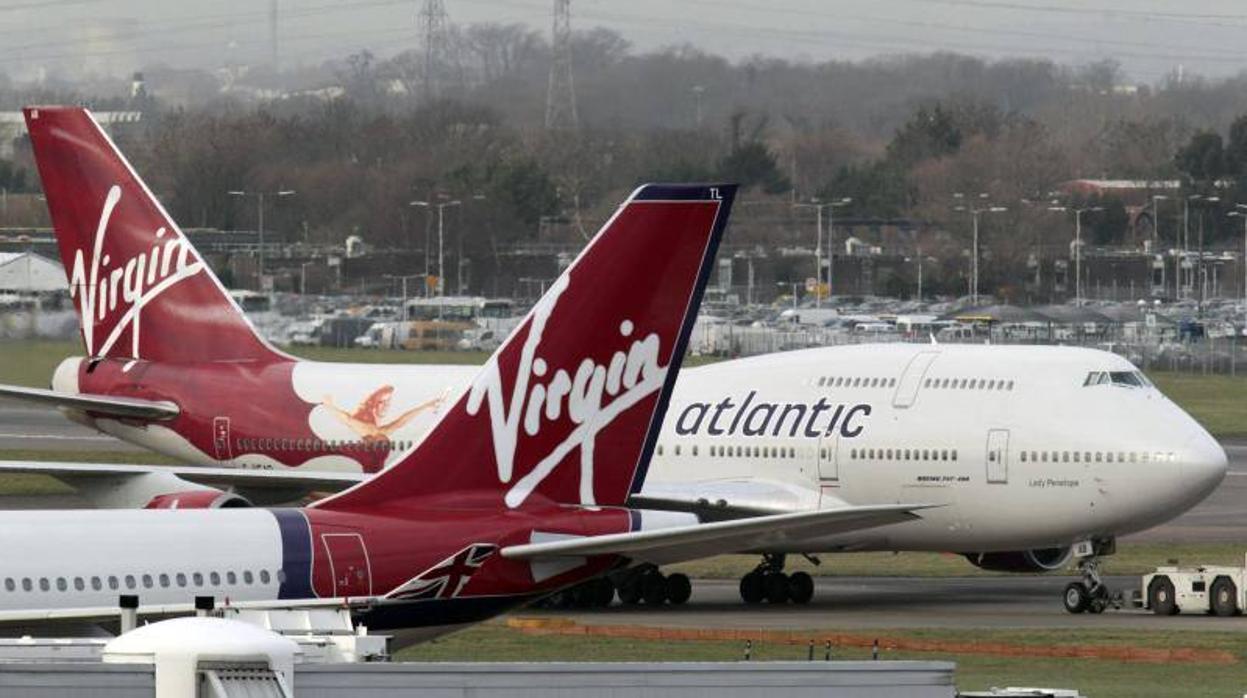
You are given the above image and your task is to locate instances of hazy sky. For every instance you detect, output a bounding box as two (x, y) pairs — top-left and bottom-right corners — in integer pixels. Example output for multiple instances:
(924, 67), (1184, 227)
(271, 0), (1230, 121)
(9, 0), (1247, 83)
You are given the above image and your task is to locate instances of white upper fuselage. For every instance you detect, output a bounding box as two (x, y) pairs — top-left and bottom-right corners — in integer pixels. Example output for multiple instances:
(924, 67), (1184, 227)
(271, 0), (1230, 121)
(648, 344), (1226, 552)
(63, 343), (1226, 555)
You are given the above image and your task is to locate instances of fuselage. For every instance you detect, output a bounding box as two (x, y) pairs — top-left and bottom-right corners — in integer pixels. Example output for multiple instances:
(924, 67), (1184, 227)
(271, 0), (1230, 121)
(0, 501), (635, 640)
(650, 343), (1226, 552)
(54, 343), (1227, 555)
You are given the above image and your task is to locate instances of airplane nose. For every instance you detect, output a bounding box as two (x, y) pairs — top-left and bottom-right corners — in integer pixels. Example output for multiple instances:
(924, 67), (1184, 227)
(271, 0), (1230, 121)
(1181, 433), (1227, 501)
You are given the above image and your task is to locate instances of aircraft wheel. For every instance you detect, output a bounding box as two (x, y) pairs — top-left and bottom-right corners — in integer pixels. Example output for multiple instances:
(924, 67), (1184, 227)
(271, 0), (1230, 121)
(1211, 577), (1240, 617)
(666, 573), (693, 605)
(1062, 582), (1089, 614)
(571, 583), (596, 608)
(592, 577), (616, 607)
(764, 573), (790, 604)
(739, 572), (765, 604)
(1148, 576), (1179, 616)
(641, 572), (668, 605)
(788, 571), (815, 605)
(617, 577), (642, 605)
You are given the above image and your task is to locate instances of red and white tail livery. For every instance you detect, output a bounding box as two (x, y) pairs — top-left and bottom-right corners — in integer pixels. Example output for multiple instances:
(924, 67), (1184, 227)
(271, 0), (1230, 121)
(320, 185), (730, 512)
(26, 106), (279, 363)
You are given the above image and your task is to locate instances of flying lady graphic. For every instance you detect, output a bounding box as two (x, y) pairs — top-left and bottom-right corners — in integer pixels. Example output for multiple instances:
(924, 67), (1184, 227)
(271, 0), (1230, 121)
(321, 385), (448, 447)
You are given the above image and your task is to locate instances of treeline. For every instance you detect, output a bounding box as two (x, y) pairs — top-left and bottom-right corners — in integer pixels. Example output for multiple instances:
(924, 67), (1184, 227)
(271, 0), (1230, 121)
(7, 28), (1247, 297)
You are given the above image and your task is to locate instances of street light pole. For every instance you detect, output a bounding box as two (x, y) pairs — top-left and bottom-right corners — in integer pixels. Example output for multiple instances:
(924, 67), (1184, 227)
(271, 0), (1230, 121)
(1047, 204), (1101, 306)
(793, 197), (851, 307)
(1231, 205), (1247, 327)
(954, 194), (1006, 305)
(228, 189), (295, 287)
(1151, 194), (1168, 248)
(410, 199), (461, 297)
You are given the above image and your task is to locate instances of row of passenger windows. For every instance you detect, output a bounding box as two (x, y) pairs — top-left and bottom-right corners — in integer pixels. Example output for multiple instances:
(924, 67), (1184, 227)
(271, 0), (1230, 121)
(656, 444), (804, 459)
(237, 438), (412, 453)
(850, 447), (959, 462)
(923, 377), (1014, 391)
(1083, 371), (1152, 388)
(817, 376), (896, 388)
(2, 568), (280, 594)
(1019, 450), (1176, 464)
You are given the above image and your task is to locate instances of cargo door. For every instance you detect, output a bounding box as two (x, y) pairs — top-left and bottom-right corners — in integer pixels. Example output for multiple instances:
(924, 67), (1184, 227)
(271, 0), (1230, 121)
(320, 533), (372, 597)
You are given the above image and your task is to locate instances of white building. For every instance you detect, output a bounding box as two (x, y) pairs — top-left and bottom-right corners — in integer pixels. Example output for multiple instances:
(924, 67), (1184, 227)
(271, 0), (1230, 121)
(0, 251), (65, 293)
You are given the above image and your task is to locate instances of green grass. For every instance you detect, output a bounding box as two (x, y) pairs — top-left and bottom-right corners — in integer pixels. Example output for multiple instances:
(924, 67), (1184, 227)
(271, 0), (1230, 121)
(1149, 371), (1247, 439)
(396, 624), (1247, 698)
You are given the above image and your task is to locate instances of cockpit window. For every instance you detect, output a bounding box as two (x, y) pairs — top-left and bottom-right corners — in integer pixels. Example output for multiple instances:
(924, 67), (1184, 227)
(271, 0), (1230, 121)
(1085, 370), (1150, 388)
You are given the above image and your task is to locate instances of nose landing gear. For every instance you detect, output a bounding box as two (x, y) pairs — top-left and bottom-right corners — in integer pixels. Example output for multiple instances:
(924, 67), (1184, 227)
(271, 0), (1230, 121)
(738, 554), (815, 605)
(1062, 538), (1121, 614)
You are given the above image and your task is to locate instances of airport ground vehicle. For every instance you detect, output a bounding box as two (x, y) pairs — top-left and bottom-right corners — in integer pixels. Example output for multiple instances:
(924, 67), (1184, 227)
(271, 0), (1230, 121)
(1138, 555), (1247, 616)
(1063, 551), (1247, 617)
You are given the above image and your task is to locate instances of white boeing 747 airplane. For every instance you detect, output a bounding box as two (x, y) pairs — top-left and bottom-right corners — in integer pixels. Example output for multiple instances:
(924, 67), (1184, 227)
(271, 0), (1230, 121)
(0, 107), (1228, 617)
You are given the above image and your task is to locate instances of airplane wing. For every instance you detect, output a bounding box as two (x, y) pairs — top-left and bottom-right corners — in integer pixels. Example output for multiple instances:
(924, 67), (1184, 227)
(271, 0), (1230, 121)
(628, 479), (820, 521)
(0, 383), (179, 420)
(0, 460), (366, 506)
(502, 503), (933, 567)
(0, 595), (380, 627)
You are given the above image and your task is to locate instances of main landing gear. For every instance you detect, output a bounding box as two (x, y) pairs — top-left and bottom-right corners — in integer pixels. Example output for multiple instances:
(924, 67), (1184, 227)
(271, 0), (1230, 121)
(617, 566), (692, 606)
(1062, 538), (1122, 614)
(738, 554), (815, 605)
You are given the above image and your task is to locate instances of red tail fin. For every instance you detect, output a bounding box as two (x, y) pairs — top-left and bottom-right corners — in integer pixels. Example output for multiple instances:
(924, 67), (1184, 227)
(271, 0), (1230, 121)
(24, 106), (280, 363)
(317, 184), (736, 512)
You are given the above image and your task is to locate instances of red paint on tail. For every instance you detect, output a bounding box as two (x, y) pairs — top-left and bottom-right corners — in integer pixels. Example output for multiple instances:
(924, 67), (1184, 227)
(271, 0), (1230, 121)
(316, 185), (736, 512)
(24, 106), (280, 363)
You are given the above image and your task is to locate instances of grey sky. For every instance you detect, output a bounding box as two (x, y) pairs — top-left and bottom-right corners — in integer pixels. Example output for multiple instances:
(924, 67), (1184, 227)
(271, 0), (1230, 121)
(8, 0), (1247, 83)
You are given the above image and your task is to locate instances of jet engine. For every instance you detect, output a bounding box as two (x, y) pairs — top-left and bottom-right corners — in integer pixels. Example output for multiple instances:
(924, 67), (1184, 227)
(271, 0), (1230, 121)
(962, 546), (1074, 573)
(143, 489), (252, 509)
(71, 470), (253, 509)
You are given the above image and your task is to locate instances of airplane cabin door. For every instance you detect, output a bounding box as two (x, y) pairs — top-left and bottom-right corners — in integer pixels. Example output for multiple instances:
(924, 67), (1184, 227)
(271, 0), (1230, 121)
(320, 533), (373, 597)
(985, 429), (1010, 484)
(817, 433), (839, 482)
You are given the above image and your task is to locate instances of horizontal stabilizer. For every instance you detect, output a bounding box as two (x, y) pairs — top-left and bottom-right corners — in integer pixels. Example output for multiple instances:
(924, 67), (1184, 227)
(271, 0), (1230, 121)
(0, 384), (179, 420)
(0, 460), (364, 493)
(502, 503), (933, 567)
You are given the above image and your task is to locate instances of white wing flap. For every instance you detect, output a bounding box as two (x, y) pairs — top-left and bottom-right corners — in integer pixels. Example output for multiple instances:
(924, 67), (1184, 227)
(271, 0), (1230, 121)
(628, 479), (821, 520)
(0, 384), (179, 420)
(502, 504), (932, 567)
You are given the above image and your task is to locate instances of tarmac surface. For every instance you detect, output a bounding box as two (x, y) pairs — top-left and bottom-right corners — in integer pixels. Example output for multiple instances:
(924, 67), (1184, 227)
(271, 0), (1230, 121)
(1, 398), (1246, 632)
(550, 575), (1247, 632)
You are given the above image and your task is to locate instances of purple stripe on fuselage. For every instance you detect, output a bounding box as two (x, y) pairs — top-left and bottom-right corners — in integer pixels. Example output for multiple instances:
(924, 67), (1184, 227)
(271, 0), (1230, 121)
(270, 508), (315, 600)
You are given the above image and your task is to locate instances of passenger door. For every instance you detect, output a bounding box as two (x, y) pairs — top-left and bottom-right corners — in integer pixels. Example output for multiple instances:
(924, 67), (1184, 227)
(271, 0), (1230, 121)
(985, 429), (1010, 484)
(320, 533), (373, 597)
(817, 433), (839, 482)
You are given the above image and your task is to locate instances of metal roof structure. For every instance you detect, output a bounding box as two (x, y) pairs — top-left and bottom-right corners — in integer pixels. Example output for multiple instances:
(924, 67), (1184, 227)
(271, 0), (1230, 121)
(0, 251), (65, 293)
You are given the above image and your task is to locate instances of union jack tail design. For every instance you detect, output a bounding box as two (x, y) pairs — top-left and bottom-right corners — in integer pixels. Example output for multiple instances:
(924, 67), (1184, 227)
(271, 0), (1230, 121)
(386, 544), (498, 600)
